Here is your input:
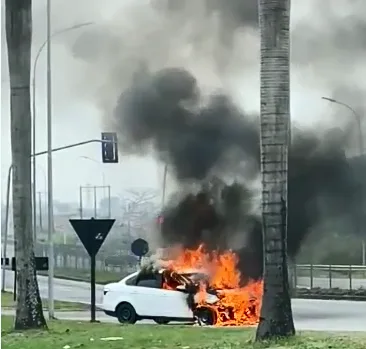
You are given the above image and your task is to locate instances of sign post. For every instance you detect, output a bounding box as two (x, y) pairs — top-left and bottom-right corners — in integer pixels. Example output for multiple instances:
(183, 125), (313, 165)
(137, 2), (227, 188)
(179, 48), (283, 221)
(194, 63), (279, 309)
(131, 238), (149, 264)
(69, 217), (115, 322)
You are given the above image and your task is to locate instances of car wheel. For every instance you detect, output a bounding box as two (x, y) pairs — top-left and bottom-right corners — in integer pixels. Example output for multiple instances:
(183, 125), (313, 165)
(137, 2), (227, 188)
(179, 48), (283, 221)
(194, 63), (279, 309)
(116, 303), (137, 324)
(154, 317), (170, 325)
(194, 307), (217, 326)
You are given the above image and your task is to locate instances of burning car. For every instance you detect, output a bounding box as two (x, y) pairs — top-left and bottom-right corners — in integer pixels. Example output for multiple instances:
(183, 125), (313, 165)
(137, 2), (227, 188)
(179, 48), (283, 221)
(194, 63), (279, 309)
(102, 246), (263, 326)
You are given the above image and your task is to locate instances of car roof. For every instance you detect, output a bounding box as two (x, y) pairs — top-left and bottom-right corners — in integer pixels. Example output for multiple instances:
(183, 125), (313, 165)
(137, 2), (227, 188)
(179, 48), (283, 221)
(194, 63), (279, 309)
(121, 271), (139, 282)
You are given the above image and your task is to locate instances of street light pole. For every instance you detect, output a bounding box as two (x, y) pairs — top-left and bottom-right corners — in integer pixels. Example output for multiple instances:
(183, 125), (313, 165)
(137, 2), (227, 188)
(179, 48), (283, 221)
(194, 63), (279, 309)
(46, 0), (55, 319)
(322, 96), (365, 265)
(31, 21), (94, 245)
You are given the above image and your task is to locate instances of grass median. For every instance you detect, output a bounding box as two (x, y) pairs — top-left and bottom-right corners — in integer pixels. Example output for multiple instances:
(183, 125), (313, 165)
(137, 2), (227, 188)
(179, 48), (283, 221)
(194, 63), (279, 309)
(1, 315), (366, 349)
(1, 292), (88, 311)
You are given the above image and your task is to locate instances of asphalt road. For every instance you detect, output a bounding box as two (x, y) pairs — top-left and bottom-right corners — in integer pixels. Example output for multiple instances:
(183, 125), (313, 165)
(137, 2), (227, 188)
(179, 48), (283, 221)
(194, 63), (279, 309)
(2, 270), (366, 332)
(3, 270), (105, 306)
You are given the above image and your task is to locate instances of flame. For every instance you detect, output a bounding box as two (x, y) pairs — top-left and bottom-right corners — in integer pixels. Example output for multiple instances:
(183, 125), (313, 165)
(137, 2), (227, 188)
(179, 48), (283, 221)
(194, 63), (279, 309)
(161, 244), (263, 326)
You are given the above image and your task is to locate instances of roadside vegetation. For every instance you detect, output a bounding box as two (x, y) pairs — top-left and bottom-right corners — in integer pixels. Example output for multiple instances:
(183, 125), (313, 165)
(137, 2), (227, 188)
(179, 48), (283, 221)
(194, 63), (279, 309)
(1, 316), (365, 349)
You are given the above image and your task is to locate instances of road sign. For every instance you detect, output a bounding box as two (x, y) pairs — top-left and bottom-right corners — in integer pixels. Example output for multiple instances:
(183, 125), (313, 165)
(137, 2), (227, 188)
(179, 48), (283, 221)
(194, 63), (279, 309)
(1, 257), (9, 266)
(101, 132), (118, 163)
(131, 238), (149, 258)
(69, 218), (115, 257)
(5, 257), (49, 301)
(69, 217), (115, 322)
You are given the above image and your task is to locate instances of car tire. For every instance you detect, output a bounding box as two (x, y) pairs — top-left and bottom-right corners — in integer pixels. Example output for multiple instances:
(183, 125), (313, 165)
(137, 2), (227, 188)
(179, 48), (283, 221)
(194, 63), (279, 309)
(194, 307), (217, 326)
(154, 318), (170, 325)
(116, 303), (137, 324)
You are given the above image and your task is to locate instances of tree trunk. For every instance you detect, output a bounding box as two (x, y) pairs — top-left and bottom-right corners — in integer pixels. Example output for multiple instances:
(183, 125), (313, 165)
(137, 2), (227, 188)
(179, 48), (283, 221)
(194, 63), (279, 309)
(256, 0), (295, 340)
(5, 0), (47, 330)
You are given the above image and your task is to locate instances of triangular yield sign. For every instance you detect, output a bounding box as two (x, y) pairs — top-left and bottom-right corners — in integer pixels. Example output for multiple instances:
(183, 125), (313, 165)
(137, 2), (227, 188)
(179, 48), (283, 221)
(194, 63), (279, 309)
(69, 218), (115, 257)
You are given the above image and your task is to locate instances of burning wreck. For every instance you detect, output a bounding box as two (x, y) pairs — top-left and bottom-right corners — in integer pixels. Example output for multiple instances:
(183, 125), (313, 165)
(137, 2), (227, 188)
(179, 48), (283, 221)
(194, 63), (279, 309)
(102, 244), (262, 326)
(141, 245), (263, 326)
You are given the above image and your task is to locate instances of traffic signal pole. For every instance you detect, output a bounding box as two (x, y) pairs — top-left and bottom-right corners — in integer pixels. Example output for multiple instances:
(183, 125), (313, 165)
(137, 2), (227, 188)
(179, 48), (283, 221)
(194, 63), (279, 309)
(2, 137), (118, 292)
(32, 138), (115, 157)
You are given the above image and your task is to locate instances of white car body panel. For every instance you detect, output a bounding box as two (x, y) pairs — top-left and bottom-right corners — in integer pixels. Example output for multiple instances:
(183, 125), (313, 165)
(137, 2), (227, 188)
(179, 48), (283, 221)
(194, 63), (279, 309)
(102, 271), (195, 319)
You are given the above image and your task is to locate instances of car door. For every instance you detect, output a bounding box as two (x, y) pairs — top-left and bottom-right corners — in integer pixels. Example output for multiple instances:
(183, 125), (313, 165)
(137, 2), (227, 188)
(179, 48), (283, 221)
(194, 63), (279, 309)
(131, 276), (170, 317)
(159, 288), (194, 319)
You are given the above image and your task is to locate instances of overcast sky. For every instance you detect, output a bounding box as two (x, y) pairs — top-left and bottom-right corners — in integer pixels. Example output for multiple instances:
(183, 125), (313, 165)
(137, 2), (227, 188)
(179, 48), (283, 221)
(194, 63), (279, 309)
(1, 0), (365, 203)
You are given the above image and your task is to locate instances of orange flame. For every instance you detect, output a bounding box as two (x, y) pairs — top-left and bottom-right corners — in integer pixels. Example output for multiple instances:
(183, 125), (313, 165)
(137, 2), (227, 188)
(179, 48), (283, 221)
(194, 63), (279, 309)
(162, 244), (263, 326)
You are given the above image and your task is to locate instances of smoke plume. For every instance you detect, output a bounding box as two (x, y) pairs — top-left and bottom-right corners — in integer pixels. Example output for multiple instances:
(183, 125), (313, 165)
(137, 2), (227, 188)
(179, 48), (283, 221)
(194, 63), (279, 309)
(61, 0), (366, 280)
(112, 66), (364, 281)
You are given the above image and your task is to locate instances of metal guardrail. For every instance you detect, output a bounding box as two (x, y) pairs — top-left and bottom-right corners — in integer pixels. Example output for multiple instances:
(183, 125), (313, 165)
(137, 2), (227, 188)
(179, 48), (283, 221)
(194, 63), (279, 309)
(297, 264), (366, 270)
(292, 264), (366, 290)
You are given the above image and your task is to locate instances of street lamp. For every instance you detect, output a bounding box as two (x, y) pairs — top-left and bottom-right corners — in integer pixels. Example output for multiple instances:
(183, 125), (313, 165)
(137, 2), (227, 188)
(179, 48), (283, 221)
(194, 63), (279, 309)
(31, 20), (94, 244)
(45, 0), (94, 319)
(80, 156), (106, 188)
(322, 96), (365, 265)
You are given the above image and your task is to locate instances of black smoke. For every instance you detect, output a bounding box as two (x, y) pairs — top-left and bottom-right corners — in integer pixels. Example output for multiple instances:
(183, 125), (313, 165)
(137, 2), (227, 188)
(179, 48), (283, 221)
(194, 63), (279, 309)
(113, 67), (365, 281)
(115, 67), (259, 180)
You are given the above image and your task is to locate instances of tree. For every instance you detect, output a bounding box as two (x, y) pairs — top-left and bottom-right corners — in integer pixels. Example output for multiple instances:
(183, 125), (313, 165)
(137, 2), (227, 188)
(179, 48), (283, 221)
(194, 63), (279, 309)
(256, 0), (295, 340)
(5, 0), (47, 330)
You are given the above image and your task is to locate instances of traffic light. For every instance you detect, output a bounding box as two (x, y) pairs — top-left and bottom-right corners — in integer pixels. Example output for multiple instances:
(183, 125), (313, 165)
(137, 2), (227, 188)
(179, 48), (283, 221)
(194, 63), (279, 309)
(101, 132), (118, 163)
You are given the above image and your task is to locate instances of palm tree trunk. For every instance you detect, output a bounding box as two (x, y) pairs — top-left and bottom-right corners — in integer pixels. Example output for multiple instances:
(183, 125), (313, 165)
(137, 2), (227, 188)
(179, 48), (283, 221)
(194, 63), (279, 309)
(256, 0), (295, 340)
(5, 0), (47, 330)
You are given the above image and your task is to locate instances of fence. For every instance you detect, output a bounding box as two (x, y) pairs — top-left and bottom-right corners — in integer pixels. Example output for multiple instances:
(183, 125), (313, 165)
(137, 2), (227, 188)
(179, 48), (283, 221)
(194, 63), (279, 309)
(34, 243), (139, 276)
(291, 264), (366, 290)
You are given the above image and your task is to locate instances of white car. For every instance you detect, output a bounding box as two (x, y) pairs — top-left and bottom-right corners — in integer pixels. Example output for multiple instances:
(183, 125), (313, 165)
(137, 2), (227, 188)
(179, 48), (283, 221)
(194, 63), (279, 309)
(102, 268), (218, 325)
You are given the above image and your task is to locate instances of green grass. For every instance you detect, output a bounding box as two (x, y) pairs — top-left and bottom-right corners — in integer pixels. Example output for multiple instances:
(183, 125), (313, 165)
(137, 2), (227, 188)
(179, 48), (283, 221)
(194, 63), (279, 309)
(1, 292), (88, 311)
(1, 316), (366, 349)
(38, 267), (124, 284)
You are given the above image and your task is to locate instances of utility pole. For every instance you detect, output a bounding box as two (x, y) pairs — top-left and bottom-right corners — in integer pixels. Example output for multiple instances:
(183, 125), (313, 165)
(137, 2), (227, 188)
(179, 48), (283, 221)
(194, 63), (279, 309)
(79, 185), (111, 219)
(93, 186), (97, 218)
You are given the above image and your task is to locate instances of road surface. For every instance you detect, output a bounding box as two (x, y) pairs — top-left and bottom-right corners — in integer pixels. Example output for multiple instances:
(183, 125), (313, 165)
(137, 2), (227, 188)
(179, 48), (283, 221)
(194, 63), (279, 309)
(2, 299), (366, 332)
(2, 270), (366, 332)
(3, 270), (105, 305)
